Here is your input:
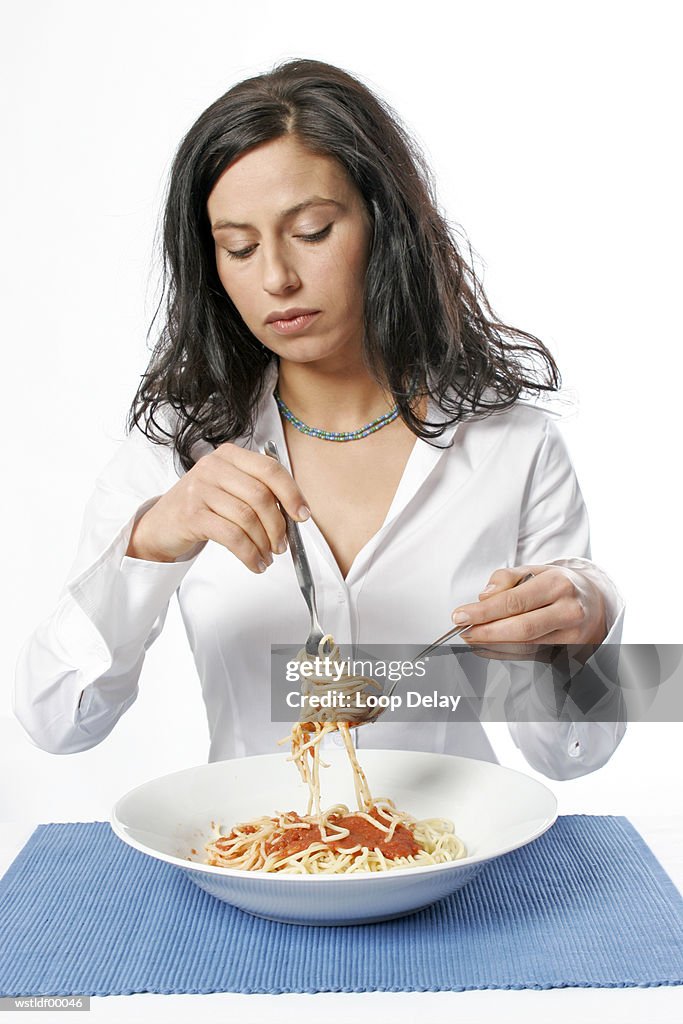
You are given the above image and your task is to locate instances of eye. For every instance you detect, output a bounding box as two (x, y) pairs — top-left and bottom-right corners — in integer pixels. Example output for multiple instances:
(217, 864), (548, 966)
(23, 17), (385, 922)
(224, 244), (256, 261)
(296, 223), (334, 243)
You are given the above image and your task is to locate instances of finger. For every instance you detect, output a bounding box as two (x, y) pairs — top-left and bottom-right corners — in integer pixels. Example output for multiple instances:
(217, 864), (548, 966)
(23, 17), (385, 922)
(199, 460), (289, 555)
(202, 485), (274, 565)
(452, 572), (554, 629)
(198, 508), (272, 573)
(461, 599), (575, 644)
(477, 565), (547, 600)
(217, 445), (311, 522)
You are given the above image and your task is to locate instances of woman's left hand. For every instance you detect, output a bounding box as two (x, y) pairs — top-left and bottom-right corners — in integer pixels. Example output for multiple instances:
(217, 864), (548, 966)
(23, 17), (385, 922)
(451, 564), (608, 648)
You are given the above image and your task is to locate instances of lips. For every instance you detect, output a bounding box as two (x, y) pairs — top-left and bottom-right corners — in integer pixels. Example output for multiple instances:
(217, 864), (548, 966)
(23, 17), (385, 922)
(266, 311), (321, 335)
(265, 307), (320, 324)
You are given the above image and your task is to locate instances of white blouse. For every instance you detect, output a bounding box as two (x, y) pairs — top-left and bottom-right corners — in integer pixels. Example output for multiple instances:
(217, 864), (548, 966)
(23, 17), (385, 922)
(14, 362), (625, 779)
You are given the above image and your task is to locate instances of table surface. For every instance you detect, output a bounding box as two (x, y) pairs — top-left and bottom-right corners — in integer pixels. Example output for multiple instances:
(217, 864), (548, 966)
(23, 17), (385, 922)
(1, 815), (681, 1024)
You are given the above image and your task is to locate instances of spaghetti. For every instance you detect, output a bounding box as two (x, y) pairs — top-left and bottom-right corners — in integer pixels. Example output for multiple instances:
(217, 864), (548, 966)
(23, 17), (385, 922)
(205, 636), (466, 873)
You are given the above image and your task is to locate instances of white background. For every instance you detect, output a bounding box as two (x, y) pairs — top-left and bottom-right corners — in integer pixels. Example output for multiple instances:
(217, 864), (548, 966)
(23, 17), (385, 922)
(2, 1), (681, 838)
(2, 4), (681, 1022)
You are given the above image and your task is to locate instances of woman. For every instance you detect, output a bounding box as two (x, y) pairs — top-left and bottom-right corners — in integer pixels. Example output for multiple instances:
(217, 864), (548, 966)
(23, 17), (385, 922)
(14, 58), (624, 778)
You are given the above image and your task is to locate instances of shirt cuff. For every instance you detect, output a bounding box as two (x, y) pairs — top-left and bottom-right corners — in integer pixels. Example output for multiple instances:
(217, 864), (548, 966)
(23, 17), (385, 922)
(67, 501), (202, 652)
(546, 556), (624, 637)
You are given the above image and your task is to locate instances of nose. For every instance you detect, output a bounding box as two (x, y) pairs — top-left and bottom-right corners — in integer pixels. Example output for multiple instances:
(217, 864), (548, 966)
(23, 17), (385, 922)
(261, 243), (301, 295)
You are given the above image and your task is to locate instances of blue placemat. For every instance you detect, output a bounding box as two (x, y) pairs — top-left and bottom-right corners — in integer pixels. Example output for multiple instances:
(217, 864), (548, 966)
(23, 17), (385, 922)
(0, 816), (681, 996)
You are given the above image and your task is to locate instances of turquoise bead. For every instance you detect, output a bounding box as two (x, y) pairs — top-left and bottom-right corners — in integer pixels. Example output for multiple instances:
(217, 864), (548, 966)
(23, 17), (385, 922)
(274, 391), (399, 442)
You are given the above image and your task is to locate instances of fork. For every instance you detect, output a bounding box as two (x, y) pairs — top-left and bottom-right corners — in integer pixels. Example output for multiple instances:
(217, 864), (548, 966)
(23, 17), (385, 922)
(353, 571), (536, 729)
(413, 572), (535, 661)
(263, 440), (331, 657)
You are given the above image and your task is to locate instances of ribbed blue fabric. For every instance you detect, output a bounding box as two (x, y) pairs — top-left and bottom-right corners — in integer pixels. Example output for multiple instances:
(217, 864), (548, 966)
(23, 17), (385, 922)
(0, 816), (681, 996)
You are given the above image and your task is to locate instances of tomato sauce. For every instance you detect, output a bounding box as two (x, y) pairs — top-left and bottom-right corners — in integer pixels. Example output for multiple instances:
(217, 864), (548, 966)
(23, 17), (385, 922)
(331, 812), (419, 859)
(264, 807), (420, 861)
(266, 823), (323, 858)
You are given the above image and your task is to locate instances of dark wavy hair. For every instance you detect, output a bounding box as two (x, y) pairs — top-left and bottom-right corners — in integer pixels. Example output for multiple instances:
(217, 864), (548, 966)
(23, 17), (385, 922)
(129, 58), (560, 471)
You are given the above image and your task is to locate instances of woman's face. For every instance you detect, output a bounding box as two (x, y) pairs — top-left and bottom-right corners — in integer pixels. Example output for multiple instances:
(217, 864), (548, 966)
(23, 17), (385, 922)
(207, 135), (373, 367)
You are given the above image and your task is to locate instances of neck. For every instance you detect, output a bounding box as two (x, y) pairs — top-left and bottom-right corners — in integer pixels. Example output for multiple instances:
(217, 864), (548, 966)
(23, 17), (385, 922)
(276, 358), (396, 431)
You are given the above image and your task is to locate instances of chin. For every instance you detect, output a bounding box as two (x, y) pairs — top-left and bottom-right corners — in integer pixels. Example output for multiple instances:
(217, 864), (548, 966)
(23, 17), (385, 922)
(266, 338), (352, 366)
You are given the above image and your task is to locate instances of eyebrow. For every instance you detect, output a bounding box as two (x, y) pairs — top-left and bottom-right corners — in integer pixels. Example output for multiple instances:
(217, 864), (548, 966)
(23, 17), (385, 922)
(211, 197), (343, 232)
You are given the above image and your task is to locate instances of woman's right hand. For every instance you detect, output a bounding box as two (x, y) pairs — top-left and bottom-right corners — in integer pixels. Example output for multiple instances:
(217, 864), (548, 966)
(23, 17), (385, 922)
(125, 443), (310, 572)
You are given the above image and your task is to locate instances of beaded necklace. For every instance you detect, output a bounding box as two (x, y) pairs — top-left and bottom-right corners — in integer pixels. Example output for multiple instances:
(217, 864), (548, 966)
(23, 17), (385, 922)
(274, 390), (399, 442)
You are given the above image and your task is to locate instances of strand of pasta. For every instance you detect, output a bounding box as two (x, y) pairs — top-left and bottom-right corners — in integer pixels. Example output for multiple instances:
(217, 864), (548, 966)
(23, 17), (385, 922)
(205, 801), (466, 873)
(204, 634), (467, 873)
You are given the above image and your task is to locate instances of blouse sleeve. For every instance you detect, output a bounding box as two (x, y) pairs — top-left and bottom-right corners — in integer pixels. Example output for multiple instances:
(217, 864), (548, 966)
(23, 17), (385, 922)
(13, 424), (204, 754)
(504, 414), (627, 780)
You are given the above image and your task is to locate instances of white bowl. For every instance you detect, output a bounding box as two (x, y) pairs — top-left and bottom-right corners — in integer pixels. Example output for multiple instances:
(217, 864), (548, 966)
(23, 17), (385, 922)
(111, 750), (557, 926)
